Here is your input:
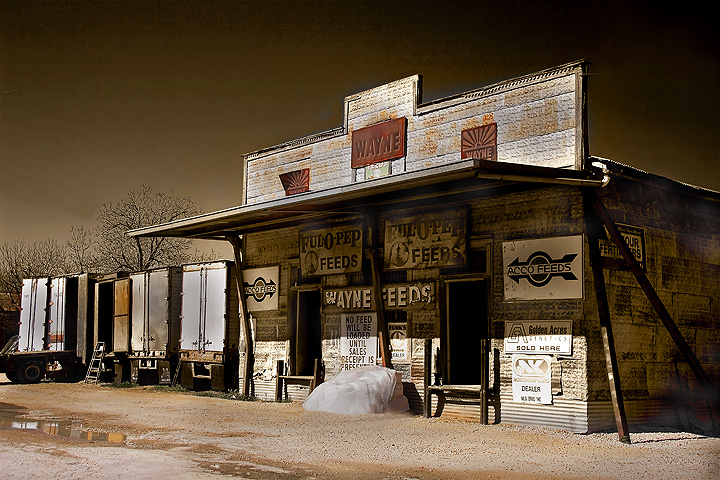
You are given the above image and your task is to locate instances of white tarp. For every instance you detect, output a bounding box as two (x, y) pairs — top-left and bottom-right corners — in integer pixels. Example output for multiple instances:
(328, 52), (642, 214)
(303, 366), (409, 415)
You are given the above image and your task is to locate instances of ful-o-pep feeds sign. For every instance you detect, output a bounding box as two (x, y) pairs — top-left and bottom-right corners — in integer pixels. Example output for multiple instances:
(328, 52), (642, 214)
(299, 225), (363, 276)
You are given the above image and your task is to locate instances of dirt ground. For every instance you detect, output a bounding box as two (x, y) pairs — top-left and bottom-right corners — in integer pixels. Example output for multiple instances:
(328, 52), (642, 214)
(0, 376), (718, 480)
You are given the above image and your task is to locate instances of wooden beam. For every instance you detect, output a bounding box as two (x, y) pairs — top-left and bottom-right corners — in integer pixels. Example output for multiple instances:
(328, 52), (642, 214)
(364, 212), (393, 369)
(226, 235), (255, 397)
(583, 190), (631, 443)
(589, 191), (719, 414)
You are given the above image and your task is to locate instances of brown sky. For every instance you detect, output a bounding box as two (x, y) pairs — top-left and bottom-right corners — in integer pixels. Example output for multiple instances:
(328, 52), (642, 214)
(1, 1), (718, 253)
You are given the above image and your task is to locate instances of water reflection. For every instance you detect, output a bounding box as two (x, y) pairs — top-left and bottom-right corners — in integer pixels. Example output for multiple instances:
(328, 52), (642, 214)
(0, 402), (126, 443)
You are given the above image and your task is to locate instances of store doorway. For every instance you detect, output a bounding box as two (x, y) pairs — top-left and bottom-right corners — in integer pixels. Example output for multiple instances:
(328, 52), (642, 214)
(445, 279), (488, 385)
(290, 289), (322, 376)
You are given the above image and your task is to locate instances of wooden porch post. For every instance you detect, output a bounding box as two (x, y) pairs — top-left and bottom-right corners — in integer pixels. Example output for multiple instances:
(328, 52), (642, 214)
(226, 234), (255, 397)
(364, 212), (393, 369)
(583, 190), (631, 443)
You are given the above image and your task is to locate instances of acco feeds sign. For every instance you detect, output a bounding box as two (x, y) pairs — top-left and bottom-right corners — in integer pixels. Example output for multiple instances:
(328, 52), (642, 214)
(502, 236), (583, 300)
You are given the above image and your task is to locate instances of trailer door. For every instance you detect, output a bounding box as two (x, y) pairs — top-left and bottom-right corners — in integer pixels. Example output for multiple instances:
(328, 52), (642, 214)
(48, 277), (67, 351)
(148, 269), (170, 353)
(19, 278), (49, 352)
(203, 266), (227, 352)
(130, 273), (147, 353)
(180, 269), (202, 351)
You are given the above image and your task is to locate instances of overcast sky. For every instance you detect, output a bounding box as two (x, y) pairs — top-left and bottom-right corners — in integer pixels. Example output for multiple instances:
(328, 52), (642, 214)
(1, 1), (717, 255)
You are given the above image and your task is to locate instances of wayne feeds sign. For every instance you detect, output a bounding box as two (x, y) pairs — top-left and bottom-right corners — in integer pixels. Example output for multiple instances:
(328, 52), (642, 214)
(503, 235), (583, 300)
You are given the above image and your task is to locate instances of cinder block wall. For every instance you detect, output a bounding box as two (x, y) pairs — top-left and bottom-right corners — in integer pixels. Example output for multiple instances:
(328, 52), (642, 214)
(591, 177), (720, 403)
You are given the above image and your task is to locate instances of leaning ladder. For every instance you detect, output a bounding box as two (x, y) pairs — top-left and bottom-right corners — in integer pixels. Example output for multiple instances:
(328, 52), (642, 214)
(85, 342), (105, 383)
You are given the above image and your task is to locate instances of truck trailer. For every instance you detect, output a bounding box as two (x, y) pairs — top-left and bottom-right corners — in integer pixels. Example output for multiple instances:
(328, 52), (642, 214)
(1, 274), (94, 383)
(178, 261), (240, 391)
(128, 267), (182, 384)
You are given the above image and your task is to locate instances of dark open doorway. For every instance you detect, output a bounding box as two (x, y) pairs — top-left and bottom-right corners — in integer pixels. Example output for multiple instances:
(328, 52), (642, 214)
(445, 279), (488, 385)
(290, 289), (322, 376)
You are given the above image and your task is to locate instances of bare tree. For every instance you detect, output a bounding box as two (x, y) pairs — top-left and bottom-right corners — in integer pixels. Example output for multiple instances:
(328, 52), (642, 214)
(66, 225), (98, 273)
(94, 185), (202, 272)
(0, 238), (68, 303)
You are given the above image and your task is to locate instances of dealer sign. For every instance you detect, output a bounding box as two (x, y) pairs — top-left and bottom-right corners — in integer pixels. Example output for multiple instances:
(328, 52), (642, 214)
(503, 235), (583, 300)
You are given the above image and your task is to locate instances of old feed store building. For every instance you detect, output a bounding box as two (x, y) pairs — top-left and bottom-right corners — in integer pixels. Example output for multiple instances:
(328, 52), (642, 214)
(130, 60), (719, 435)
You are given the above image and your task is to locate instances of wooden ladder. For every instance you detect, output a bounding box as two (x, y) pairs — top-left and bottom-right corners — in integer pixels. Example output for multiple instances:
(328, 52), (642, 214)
(85, 342), (105, 383)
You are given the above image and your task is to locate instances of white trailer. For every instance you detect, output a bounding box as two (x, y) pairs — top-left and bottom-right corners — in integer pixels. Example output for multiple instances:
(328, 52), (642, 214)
(179, 261), (240, 391)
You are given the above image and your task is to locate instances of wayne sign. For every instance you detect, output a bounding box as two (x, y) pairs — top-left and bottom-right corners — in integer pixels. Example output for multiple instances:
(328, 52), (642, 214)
(503, 236), (583, 300)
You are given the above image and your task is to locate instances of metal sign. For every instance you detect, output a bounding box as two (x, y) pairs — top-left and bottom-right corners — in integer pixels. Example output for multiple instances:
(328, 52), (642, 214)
(599, 223), (646, 271)
(388, 322), (408, 360)
(351, 117), (407, 168)
(365, 160), (391, 179)
(299, 224), (363, 276)
(512, 354), (552, 404)
(324, 282), (435, 311)
(340, 312), (378, 371)
(503, 235), (583, 300)
(279, 169), (310, 196)
(461, 123), (497, 162)
(504, 320), (572, 355)
(384, 210), (467, 270)
(243, 266), (279, 312)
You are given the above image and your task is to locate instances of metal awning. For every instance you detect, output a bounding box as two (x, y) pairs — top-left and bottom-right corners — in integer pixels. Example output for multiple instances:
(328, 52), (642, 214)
(127, 159), (605, 240)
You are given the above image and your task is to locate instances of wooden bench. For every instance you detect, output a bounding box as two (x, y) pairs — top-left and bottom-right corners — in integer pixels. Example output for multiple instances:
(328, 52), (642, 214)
(275, 359), (324, 402)
(424, 384), (485, 419)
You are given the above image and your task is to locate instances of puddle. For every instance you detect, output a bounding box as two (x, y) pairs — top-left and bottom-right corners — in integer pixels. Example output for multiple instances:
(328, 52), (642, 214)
(0, 402), (126, 443)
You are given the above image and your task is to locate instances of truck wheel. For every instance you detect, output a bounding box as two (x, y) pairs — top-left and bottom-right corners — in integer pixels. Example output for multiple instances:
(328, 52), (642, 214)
(17, 361), (44, 383)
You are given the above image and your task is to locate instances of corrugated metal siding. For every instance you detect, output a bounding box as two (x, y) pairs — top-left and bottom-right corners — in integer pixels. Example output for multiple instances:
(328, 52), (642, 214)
(253, 378), (311, 403)
(253, 378), (276, 401)
(588, 399), (717, 433)
(499, 394), (590, 433)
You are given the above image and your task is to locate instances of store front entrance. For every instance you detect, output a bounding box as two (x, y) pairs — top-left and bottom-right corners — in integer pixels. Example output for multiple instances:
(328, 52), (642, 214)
(444, 279), (489, 385)
(290, 289), (322, 376)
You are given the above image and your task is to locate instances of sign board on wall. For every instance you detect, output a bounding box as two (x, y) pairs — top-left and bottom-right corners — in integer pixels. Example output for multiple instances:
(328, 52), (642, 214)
(599, 223), (646, 271)
(299, 225), (363, 276)
(502, 235), (583, 300)
(512, 354), (552, 404)
(351, 118), (407, 168)
(504, 320), (572, 355)
(324, 282), (435, 311)
(384, 210), (467, 270)
(388, 322), (409, 360)
(243, 266), (279, 312)
(340, 312), (378, 371)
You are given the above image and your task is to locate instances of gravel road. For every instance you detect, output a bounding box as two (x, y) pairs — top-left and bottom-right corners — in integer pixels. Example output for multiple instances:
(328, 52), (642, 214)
(0, 376), (718, 480)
